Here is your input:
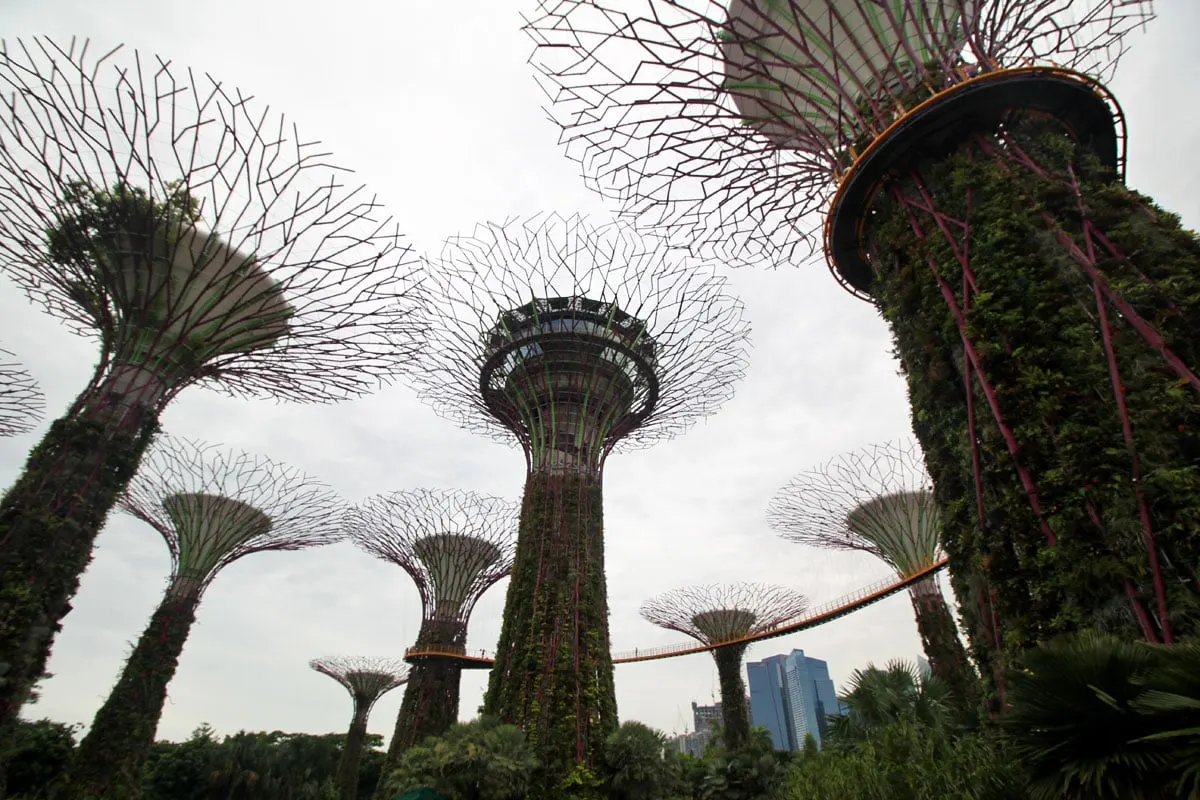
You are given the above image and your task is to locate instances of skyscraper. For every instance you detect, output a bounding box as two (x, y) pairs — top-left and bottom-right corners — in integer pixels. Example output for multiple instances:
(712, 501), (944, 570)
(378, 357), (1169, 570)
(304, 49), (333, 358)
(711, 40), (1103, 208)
(747, 649), (842, 750)
(691, 701), (722, 734)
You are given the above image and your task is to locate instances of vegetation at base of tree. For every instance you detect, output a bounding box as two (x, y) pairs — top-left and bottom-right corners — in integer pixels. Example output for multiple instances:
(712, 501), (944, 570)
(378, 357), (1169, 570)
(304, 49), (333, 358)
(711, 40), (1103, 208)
(870, 115), (1200, 681)
(2, 719), (79, 798)
(482, 472), (617, 790)
(381, 717), (537, 800)
(828, 660), (961, 742)
(0, 414), (159, 737)
(55, 593), (199, 799)
(1003, 631), (1200, 799)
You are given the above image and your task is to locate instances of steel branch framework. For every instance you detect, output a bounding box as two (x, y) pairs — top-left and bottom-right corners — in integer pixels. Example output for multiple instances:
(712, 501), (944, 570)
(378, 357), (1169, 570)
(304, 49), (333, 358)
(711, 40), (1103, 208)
(767, 440), (940, 578)
(120, 436), (344, 596)
(346, 489), (518, 628)
(413, 211), (749, 781)
(0, 348), (44, 437)
(63, 437), (343, 797)
(641, 583), (808, 748)
(311, 657), (410, 800)
(0, 36), (425, 408)
(414, 211), (749, 472)
(525, 0), (1152, 268)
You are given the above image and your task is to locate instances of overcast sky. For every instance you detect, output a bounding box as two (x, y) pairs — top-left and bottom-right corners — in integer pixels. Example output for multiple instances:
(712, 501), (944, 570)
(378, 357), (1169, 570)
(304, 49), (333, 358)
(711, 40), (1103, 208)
(3, 0), (1198, 746)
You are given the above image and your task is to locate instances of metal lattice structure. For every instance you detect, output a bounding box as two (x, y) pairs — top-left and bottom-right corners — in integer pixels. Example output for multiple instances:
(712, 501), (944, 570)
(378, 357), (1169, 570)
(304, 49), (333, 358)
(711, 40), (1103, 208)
(311, 657), (410, 800)
(346, 489), (518, 627)
(63, 437), (343, 797)
(345, 489), (517, 767)
(641, 583), (808, 749)
(768, 441), (979, 706)
(529, 1), (1200, 670)
(0, 37), (424, 410)
(413, 211), (749, 780)
(120, 437), (344, 598)
(414, 211), (749, 474)
(526, 0), (1152, 270)
(0, 348), (43, 437)
(0, 36), (422, 734)
(767, 441), (940, 578)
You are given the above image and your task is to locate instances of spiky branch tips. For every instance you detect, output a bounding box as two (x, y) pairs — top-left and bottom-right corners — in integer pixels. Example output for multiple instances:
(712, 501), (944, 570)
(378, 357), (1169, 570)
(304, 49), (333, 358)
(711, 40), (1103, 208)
(59, 438), (343, 799)
(0, 36), (424, 735)
(641, 584), (808, 750)
(412, 212), (749, 792)
(0, 349), (44, 437)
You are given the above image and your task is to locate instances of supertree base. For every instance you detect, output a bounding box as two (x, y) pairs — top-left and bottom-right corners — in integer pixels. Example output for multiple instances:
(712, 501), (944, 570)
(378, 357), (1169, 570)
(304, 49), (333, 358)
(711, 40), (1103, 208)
(0, 412), (158, 730)
(852, 75), (1200, 668)
(482, 471), (616, 792)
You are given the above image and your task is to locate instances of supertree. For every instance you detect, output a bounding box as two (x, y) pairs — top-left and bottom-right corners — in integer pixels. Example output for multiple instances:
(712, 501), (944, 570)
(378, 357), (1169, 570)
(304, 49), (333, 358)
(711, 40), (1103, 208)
(0, 36), (423, 732)
(51, 437), (342, 798)
(0, 348), (44, 437)
(311, 657), (410, 800)
(767, 440), (979, 709)
(344, 489), (518, 776)
(527, 1), (1200, 666)
(412, 212), (749, 790)
(640, 584), (808, 750)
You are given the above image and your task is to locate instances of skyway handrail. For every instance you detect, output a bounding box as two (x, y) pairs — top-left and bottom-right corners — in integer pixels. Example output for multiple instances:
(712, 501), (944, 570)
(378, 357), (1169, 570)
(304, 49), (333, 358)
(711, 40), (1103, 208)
(404, 558), (948, 665)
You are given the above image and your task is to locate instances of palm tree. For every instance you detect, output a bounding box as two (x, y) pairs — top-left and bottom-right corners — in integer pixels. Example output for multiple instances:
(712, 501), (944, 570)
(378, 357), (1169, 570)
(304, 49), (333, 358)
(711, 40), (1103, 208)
(1003, 631), (1200, 800)
(827, 660), (954, 745)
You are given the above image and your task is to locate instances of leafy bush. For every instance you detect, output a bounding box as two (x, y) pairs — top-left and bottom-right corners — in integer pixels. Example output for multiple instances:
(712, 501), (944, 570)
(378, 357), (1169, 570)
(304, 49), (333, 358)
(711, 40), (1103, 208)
(381, 717), (537, 800)
(3, 718), (78, 798)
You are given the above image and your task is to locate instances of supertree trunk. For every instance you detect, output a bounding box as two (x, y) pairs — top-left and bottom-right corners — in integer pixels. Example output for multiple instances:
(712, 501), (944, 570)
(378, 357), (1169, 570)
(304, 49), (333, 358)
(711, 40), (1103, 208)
(338, 705), (371, 800)
(711, 643), (750, 751)
(0, 403), (158, 732)
(58, 582), (198, 799)
(483, 471), (617, 792)
(382, 618), (466, 768)
(908, 578), (978, 711)
(872, 116), (1200, 663)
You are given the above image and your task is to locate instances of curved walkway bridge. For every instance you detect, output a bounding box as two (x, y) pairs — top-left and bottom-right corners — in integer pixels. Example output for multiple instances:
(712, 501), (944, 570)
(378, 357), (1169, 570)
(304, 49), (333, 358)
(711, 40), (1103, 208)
(405, 559), (949, 670)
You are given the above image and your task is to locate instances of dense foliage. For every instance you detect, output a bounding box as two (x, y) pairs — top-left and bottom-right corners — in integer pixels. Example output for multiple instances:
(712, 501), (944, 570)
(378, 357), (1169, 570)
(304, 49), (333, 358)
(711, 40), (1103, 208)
(482, 472), (616, 793)
(57, 593), (200, 798)
(870, 116), (1200, 681)
(384, 619), (468, 772)
(382, 717), (537, 800)
(1003, 631), (1200, 799)
(0, 414), (159, 738)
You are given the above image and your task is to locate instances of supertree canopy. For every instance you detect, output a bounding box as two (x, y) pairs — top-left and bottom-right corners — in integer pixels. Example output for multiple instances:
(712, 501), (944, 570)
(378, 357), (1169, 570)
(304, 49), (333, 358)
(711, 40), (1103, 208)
(0, 37), (423, 733)
(311, 657), (410, 800)
(530, 2), (1200, 665)
(58, 437), (343, 799)
(641, 584), (808, 750)
(345, 489), (517, 772)
(767, 441), (979, 709)
(0, 349), (44, 437)
(413, 212), (749, 790)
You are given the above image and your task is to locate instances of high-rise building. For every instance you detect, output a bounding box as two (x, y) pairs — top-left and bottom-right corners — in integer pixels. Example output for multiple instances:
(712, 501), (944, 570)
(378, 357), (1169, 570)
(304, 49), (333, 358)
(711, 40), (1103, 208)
(747, 649), (843, 750)
(666, 728), (713, 758)
(691, 701), (722, 734)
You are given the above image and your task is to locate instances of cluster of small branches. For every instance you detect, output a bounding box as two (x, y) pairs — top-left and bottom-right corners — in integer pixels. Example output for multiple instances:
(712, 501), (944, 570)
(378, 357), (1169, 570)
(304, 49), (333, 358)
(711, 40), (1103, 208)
(641, 583), (809, 644)
(0, 348), (43, 436)
(119, 436), (343, 592)
(0, 37), (425, 403)
(767, 440), (941, 577)
(412, 211), (749, 451)
(345, 489), (519, 623)
(310, 657), (409, 707)
(524, 0), (1153, 269)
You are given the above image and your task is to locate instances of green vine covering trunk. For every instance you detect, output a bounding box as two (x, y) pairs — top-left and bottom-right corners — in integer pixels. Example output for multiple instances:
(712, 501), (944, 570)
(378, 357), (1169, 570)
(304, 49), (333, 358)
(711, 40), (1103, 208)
(0, 409), (158, 739)
(712, 644), (750, 750)
(909, 578), (978, 712)
(378, 618), (466, 786)
(338, 705), (371, 800)
(869, 116), (1200, 673)
(55, 589), (199, 799)
(482, 471), (616, 796)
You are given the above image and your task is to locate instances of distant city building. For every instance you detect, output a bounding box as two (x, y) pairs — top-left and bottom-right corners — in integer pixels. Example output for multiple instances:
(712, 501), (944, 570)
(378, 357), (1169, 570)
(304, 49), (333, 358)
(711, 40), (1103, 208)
(691, 700), (722, 734)
(666, 728), (713, 758)
(747, 649), (844, 751)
